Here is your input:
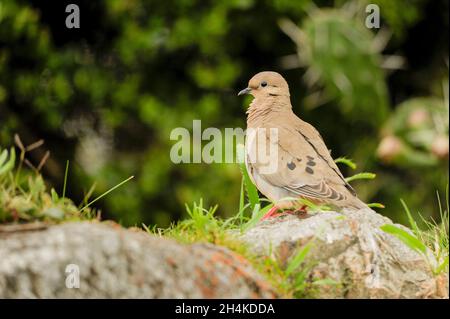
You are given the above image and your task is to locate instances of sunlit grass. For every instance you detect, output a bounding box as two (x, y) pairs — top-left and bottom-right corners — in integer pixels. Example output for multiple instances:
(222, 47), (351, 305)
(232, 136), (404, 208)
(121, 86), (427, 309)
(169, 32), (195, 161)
(0, 137), (133, 224)
(0, 141), (90, 223)
(381, 188), (449, 275)
(145, 199), (331, 298)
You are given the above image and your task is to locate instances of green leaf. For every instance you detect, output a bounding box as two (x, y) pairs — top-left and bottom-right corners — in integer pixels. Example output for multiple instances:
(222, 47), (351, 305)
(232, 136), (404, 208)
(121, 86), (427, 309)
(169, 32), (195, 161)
(435, 256), (449, 274)
(0, 149), (8, 167)
(222, 203), (250, 229)
(285, 242), (312, 276)
(293, 270), (309, 291)
(0, 148), (16, 177)
(239, 177), (244, 213)
(51, 188), (59, 202)
(242, 203), (272, 232)
(367, 202), (385, 209)
(345, 172), (376, 183)
(334, 157), (357, 170)
(80, 175), (134, 212)
(236, 144), (260, 210)
(141, 223), (152, 234)
(312, 278), (340, 286)
(400, 199), (420, 236)
(380, 224), (427, 254)
(62, 160), (69, 199)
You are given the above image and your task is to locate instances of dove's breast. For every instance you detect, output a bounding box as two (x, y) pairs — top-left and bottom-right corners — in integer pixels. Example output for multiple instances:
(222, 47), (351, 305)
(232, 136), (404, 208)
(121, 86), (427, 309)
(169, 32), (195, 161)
(244, 127), (297, 208)
(245, 157), (293, 206)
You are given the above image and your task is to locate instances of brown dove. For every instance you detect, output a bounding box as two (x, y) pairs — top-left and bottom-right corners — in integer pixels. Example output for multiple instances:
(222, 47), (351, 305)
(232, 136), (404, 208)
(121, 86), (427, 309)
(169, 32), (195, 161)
(238, 71), (367, 219)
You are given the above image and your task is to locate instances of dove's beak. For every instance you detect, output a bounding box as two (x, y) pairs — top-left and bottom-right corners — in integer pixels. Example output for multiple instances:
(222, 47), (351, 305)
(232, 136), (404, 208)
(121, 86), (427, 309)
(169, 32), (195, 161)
(238, 87), (252, 96)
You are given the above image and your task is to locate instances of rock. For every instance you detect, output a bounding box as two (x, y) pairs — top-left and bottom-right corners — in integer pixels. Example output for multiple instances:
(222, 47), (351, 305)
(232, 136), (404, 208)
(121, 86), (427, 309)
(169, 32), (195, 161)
(241, 208), (448, 299)
(0, 221), (276, 298)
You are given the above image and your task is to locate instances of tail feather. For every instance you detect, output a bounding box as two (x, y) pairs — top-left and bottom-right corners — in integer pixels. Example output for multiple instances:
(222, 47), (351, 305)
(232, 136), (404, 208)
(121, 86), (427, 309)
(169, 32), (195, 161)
(347, 196), (369, 210)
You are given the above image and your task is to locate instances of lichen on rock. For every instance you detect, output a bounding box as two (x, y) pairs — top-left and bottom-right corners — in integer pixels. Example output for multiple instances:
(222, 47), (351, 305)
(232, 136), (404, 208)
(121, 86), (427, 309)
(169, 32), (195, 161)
(241, 208), (448, 298)
(0, 221), (276, 298)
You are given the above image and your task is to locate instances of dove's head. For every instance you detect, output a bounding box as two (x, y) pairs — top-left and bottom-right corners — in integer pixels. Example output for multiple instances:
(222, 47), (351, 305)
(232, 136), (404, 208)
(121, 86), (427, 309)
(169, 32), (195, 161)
(238, 71), (290, 98)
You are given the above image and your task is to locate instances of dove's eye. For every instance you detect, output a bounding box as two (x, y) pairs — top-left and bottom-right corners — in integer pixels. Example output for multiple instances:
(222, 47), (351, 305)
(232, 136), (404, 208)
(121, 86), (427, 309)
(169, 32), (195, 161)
(261, 81), (267, 87)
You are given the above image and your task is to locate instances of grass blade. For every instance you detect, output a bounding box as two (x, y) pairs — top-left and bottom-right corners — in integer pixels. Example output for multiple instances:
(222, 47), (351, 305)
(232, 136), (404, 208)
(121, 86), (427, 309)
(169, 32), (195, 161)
(334, 157), (357, 170)
(381, 224), (427, 254)
(345, 172), (376, 183)
(236, 144), (259, 210)
(0, 148), (16, 177)
(242, 203), (273, 232)
(400, 198), (420, 236)
(62, 160), (69, 199)
(80, 175), (134, 212)
(367, 202), (385, 209)
(239, 177), (244, 213)
(0, 149), (7, 167)
(285, 242), (312, 276)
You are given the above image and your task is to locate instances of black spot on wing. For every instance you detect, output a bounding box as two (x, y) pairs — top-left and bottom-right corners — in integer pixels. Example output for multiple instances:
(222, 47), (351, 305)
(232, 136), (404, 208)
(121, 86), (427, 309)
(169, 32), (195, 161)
(307, 160), (316, 167)
(297, 130), (354, 193)
(305, 167), (314, 174)
(287, 161), (296, 170)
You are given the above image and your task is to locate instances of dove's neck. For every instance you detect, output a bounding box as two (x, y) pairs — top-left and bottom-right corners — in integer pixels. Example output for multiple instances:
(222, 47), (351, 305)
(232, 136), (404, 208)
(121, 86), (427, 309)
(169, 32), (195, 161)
(246, 95), (291, 127)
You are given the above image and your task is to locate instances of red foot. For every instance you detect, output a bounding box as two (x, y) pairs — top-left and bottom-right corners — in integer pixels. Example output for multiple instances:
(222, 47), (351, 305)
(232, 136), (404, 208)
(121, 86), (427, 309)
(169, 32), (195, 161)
(295, 205), (308, 214)
(261, 205), (309, 221)
(261, 206), (281, 220)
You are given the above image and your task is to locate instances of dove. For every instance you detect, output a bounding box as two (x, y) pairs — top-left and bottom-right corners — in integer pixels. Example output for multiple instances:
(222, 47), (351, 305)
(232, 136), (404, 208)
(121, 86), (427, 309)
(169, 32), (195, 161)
(238, 71), (367, 220)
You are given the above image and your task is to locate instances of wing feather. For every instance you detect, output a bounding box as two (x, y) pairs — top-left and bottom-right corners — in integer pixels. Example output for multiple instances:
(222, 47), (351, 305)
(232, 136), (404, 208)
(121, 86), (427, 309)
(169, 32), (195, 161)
(246, 121), (356, 204)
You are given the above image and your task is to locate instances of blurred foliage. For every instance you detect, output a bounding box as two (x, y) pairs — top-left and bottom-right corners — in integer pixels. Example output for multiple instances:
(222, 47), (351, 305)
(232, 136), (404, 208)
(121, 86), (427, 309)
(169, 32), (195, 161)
(0, 0), (448, 227)
(280, 7), (389, 123)
(378, 96), (448, 166)
(358, 0), (427, 40)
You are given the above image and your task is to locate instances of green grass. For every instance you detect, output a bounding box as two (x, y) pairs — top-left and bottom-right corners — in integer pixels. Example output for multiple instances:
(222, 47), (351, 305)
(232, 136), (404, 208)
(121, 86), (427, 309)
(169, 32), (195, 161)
(0, 143), (88, 222)
(0, 138), (133, 223)
(381, 189), (449, 275)
(334, 156), (384, 208)
(145, 198), (332, 298)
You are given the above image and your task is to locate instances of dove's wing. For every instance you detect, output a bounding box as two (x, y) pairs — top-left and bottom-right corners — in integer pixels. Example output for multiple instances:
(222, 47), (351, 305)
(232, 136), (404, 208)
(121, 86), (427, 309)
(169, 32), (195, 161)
(247, 121), (356, 205)
(291, 118), (357, 196)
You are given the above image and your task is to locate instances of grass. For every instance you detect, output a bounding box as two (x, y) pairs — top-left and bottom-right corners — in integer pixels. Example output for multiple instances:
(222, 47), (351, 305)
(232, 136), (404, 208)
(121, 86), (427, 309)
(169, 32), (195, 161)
(381, 189), (449, 275)
(0, 137), (133, 223)
(334, 155), (384, 208)
(145, 199), (328, 298)
(0, 143), (87, 223)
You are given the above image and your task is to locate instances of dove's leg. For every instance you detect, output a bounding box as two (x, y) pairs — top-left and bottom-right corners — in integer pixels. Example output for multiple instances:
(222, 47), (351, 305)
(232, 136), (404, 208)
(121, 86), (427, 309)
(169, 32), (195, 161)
(261, 206), (281, 220)
(291, 205), (309, 218)
(261, 206), (304, 220)
(294, 205), (308, 214)
(261, 201), (311, 220)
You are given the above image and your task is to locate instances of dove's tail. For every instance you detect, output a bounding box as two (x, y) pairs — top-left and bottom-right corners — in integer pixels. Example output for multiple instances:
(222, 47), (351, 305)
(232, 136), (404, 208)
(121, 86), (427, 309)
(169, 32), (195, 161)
(347, 196), (369, 211)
